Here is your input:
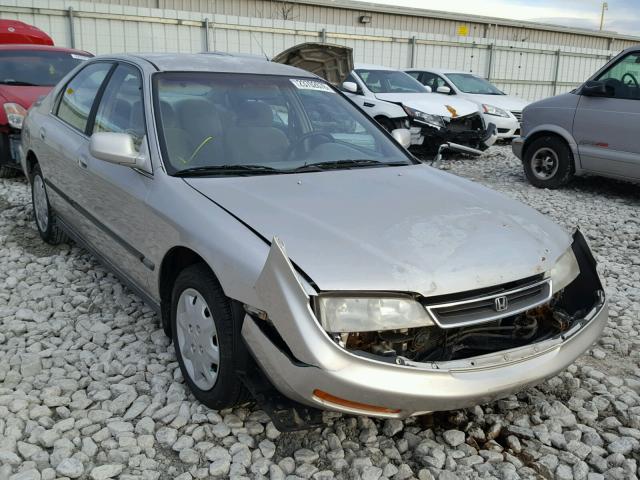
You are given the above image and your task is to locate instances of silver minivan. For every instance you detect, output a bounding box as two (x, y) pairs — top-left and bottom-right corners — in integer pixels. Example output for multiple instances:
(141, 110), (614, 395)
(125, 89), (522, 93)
(513, 46), (640, 188)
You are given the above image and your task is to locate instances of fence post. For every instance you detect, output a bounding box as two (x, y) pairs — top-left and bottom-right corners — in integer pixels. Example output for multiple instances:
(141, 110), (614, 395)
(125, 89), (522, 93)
(552, 49), (561, 95)
(320, 28), (327, 43)
(409, 36), (416, 68)
(486, 43), (494, 80)
(204, 18), (210, 52)
(68, 7), (76, 49)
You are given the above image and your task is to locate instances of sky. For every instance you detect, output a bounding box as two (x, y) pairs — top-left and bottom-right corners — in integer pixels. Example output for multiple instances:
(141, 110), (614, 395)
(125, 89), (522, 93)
(361, 0), (639, 36)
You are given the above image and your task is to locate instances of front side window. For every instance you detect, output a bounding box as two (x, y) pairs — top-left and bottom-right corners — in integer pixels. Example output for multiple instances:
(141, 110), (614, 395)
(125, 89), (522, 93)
(93, 64), (145, 151)
(419, 73), (449, 92)
(445, 73), (504, 95)
(356, 69), (427, 94)
(154, 73), (411, 175)
(596, 52), (640, 100)
(56, 62), (112, 132)
(0, 50), (90, 87)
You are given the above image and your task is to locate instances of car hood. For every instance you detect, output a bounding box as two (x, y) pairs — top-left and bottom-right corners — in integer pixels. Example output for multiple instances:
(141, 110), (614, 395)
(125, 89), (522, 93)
(375, 92), (479, 118)
(186, 165), (571, 297)
(0, 85), (52, 109)
(459, 93), (529, 112)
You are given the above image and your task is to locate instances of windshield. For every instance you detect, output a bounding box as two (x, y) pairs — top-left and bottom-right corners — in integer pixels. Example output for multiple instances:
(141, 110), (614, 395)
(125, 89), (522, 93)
(0, 50), (90, 87)
(154, 73), (412, 175)
(356, 69), (427, 94)
(445, 73), (504, 95)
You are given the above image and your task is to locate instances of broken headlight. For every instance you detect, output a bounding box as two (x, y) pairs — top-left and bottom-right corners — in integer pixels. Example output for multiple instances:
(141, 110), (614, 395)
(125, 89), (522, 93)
(317, 295), (434, 333)
(402, 105), (445, 129)
(549, 246), (580, 294)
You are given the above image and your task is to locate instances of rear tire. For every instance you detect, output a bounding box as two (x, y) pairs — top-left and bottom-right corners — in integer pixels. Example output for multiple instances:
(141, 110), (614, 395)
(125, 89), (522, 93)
(31, 163), (68, 245)
(523, 136), (573, 189)
(0, 165), (19, 178)
(171, 264), (249, 410)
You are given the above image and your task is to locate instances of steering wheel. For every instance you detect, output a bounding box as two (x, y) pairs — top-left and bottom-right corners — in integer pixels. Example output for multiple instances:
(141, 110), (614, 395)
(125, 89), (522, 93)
(286, 132), (334, 161)
(621, 72), (639, 88)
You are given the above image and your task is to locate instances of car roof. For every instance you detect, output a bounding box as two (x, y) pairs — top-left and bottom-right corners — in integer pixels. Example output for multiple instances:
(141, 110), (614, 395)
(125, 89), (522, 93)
(117, 52), (317, 77)
(406, 67), (477, 76)
(0, 44), (92, 56)
(354, 63), (401, 71)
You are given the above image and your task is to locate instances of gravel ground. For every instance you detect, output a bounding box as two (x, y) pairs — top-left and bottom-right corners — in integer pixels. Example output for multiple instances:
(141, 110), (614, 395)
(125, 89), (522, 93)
(1, 145), (639, 480)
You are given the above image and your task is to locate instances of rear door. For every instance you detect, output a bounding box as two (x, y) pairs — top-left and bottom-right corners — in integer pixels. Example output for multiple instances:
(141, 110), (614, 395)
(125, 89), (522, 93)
(573, 51), (640, 179)
(43, 61), (114, 227)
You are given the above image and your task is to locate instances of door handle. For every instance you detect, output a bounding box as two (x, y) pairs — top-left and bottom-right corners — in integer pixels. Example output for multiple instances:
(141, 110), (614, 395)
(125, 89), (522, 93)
(39, 128), (46, 140)
(78, 155), (88, 169)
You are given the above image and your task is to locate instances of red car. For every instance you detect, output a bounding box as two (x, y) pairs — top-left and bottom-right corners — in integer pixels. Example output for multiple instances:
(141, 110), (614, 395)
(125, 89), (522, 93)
(0, 43), (92, 177)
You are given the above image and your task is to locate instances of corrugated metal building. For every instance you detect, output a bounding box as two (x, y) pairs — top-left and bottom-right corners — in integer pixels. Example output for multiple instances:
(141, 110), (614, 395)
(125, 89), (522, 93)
(2, 0), (638, 100)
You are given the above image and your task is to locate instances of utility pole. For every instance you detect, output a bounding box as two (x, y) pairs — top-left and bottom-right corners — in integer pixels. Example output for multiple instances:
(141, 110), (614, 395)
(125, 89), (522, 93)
(599, 2), (608, 31)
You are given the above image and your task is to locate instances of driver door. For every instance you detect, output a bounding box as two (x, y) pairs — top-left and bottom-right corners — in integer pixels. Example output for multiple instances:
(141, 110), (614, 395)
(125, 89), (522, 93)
(573, 51), (640, 179)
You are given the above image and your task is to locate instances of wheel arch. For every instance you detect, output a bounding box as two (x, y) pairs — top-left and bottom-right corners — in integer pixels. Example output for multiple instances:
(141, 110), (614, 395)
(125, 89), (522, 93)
(24, 150), (39, 182)
(159, 245), (215, 335)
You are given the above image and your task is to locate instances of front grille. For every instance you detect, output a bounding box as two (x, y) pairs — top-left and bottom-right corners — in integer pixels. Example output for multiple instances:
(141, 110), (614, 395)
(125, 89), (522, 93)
(446, 112), (484, 133)
(424, 278), (552, 329)
(511, 111), (522, 122)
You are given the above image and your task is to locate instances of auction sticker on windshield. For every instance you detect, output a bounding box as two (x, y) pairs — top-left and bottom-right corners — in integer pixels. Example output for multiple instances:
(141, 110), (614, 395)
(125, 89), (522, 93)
(290, 79), (334, 92)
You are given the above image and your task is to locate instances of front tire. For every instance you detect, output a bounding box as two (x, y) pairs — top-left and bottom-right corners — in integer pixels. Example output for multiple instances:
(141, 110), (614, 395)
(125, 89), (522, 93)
(171, 264), (248, 409)
(31, 164), (68, 245)
(523, 136), (573, 189)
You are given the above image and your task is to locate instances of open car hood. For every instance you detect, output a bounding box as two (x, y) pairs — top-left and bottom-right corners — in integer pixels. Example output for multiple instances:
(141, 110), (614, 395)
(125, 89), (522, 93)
(186, 165), (571, 298)
(272, 42), (353, 86)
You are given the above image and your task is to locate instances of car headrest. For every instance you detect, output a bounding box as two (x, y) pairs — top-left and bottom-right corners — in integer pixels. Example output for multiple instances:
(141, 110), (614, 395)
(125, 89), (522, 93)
(235, 101), (273, 127)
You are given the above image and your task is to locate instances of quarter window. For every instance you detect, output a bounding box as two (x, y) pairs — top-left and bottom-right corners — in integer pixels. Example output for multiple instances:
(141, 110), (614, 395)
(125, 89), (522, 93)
(93, 64), (146, 151)
(596, 52), (640, 100)
(56, 62), (112, 133)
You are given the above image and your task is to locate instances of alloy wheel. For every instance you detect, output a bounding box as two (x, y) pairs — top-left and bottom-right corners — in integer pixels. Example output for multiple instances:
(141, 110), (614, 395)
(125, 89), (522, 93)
(530, 147), (559, 180)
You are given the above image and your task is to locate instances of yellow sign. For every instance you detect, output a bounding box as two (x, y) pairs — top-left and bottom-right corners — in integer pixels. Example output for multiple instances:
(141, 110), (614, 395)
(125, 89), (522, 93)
(457, 25), (469, 36)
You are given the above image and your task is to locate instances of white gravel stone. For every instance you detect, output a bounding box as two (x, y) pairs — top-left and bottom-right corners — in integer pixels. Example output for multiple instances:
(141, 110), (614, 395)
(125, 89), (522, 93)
(55, 458), (84, 478)
(90, 464), (124, 480)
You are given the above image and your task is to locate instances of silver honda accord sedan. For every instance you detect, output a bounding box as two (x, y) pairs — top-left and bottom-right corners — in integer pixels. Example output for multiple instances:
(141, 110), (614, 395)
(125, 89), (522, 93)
(20, 53), (607, 425)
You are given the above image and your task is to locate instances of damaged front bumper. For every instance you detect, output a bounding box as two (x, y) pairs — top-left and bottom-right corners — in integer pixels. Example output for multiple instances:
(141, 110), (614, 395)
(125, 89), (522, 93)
(410, 113), (497, 153)
(243, 231), (607, 418)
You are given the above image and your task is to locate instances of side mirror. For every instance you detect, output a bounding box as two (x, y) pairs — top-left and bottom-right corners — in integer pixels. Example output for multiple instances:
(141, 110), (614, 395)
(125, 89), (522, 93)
(342, 81), (359, 94)
(391, 128), (411, 148)
(422, 85), (433, 93)
(582, 80), (610, 97)
(90, 132), (146, 168)
(436, 86), (451, 94)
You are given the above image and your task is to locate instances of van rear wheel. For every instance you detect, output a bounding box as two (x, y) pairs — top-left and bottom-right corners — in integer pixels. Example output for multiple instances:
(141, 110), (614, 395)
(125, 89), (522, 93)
(523, 136), (573, 189)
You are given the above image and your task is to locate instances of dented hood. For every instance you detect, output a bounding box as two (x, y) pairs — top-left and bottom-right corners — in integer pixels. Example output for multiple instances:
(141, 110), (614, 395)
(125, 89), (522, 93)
(186, 165), (570, 297)
(375, 92), (480, 118)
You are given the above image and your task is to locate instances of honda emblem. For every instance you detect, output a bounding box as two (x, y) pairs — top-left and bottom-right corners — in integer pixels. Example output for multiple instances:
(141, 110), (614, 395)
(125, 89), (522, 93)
(494, 296), (508, 312)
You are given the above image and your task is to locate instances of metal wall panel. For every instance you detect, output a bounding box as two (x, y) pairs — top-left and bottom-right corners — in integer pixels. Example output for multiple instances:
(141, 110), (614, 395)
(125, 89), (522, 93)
(1, 0), (633, 101)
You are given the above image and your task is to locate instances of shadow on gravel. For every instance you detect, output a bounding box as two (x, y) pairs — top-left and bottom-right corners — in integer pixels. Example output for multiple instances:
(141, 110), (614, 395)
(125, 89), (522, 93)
(6, 224), (68, 257)
(569, 176), (640, 202)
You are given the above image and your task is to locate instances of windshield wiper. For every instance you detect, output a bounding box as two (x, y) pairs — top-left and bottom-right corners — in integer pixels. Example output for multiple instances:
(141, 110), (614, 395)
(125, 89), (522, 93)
(1, 80), (40, 86)
(174, 164), (280, 177)
(292, 159), (408, 171)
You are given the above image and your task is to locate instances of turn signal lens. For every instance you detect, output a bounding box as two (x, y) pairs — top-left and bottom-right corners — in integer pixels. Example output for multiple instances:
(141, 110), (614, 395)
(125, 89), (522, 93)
(313, 389), (401, 414)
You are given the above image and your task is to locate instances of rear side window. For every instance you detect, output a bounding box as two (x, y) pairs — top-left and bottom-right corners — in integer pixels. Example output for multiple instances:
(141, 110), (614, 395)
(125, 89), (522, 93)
(596, 52), (640, 100)
(56, 62), (112, 133)
(93, 64), (145, 152)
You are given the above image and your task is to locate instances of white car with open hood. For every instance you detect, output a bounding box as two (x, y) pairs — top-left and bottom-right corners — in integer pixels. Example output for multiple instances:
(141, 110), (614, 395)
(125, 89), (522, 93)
(406, 68), (529, 139)
(271, 45), (497, 154)
(342, 64), (497, 153)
